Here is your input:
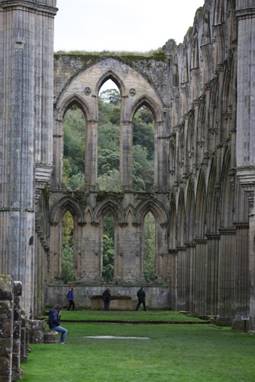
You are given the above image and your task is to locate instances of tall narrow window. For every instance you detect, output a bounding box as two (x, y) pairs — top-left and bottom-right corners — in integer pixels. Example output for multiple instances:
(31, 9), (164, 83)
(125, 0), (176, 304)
(144, 212), (156, 282)
(63, 105), (86, 190)
(102, 214), (115, 282)
(62, 211), (75, 283)
(132, 106), (155, 191)
(97, 79), (121, 191)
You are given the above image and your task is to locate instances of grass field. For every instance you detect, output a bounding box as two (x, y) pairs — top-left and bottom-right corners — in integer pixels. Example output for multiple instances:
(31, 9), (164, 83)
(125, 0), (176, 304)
(59, 309), (204, 322)
(21, 311), (255, 382)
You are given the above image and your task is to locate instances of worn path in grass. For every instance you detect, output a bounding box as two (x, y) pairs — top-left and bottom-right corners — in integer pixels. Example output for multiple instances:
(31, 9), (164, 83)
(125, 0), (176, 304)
(22, 312), (255, 382)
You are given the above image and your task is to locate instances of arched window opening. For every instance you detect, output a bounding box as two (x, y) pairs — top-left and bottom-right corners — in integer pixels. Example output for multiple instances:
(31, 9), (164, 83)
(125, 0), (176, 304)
(102, 214), (115, 282)
(62, 211), (75, 283)
(97, 79), (121, 191)
(63, 105), (86, 190)
(143, 212), (156, 282)
(132, 105), (155, 191)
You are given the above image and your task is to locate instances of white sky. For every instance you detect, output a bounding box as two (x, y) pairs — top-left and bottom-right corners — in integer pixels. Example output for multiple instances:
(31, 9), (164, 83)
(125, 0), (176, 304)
(54, 0), (205, 52)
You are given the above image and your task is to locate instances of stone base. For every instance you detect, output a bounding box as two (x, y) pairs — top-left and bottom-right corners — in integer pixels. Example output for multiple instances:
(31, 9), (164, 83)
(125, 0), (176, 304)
(90, 295), (134, 310)
(46, 284), (170, 309)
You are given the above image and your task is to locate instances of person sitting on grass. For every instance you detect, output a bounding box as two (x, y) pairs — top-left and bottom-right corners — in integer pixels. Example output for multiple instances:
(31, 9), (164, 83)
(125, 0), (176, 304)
(48, 305), (68, 344)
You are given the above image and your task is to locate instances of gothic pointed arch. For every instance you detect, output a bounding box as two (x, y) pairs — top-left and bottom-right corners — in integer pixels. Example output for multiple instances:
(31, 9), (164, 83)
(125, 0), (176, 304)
(135, 198), (168, 226)
(130, 95), (162, 123)
(93, 199), (122, 224)
(50, 197), (85, 225)
(56, 94), (91, 122)
(96, 70), (124, 96)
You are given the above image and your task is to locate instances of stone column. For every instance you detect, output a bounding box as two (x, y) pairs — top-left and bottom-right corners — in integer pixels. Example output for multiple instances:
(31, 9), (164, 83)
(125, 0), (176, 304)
(156, 121), (168, 192)
(85, 121), (97, 189)
(0, 275), (14, 382)
(218, 228), (236, 323)
(0, 0), (57, 314)
(120, 121), (132, 190)
(236, 0), (255, 329)
(206, 234), (220, 316)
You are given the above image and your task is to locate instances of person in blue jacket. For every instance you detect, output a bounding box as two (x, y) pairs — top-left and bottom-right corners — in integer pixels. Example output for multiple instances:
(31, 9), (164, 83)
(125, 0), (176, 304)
(66, 287), (75, 311)
(48, 305), (68, 344)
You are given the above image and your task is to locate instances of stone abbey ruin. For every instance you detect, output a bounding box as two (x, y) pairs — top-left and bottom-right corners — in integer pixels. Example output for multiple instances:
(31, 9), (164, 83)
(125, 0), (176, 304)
(1, 0), (255, 378)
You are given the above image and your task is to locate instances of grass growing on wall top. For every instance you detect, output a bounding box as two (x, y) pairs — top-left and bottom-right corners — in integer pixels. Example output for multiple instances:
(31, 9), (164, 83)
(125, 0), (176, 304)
(22, 322), (255, 382)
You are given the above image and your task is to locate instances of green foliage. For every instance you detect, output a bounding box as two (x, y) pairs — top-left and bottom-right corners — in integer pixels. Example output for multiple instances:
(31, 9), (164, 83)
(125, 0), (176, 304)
(132, 107), (154, 191)
(61, 212), (76, 283)
(63, 107), (86, 190)
(102, 216), (114, 282)
(144, 213), (157, 282)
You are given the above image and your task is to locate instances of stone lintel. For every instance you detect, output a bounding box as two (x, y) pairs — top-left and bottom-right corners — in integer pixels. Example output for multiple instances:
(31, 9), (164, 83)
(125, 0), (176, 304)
(0, 0), (58, 16)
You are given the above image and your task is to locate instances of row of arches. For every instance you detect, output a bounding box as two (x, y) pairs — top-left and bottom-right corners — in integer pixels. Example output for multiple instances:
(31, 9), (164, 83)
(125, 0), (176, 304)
(60, 210), (156, 283)
(62, 79), (155, 192)
(53, 59), (167, 192)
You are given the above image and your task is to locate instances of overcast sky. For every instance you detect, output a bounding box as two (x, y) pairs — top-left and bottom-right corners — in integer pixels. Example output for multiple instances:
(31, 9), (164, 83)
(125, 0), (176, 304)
(54, 0), (205, 52)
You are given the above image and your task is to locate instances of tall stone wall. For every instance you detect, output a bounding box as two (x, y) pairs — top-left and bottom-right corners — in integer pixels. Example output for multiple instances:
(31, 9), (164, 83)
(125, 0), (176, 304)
(48, 0), (255, 328)
(0, 0), (57, 315)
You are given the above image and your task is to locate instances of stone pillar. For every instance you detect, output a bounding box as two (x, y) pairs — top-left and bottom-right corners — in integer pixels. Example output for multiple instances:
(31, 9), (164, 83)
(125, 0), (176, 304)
(12, 282), (22, 381)
(79, 222), (101, 282)
(85, 121), (97, 189)
(0, 0), (57, 314)
(0, 275), (13, 382)
(156, 121), (168, 192)
(218, 228), (236, 323)
(120, 121), (132, 190)
(206, 234), (220, 315)
(236, 0), (255, 329)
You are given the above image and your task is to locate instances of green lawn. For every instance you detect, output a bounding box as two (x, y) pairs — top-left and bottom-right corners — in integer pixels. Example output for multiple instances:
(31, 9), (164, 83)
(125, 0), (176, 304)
(22, 314), (255, 382)
(59, 309), (204, 322)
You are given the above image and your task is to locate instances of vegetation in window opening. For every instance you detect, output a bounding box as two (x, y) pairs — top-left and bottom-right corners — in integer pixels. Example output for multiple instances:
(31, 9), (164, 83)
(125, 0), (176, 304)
(97, 85), (121, 192)
(102, 215), (115, 282)
(63, 106), (86, 190)
(144, 212), (157, 282)
(133, 106), (154, 192)
(62, 211), (76, 283)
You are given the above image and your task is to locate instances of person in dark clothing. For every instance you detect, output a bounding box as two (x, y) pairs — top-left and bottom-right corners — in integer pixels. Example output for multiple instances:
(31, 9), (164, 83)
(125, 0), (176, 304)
(66, 287), (75, 310)
(136, 287), (146, 311)
(102, 288), (111, 311)
(48, 305), (68, 344)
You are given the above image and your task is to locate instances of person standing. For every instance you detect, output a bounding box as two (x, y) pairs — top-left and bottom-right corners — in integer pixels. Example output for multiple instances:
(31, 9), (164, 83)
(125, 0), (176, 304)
(102, 288), (111, 311)
(66, 287), (75, 311)
(48, 305), (68, 344)
(136, 287), (147, 311)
